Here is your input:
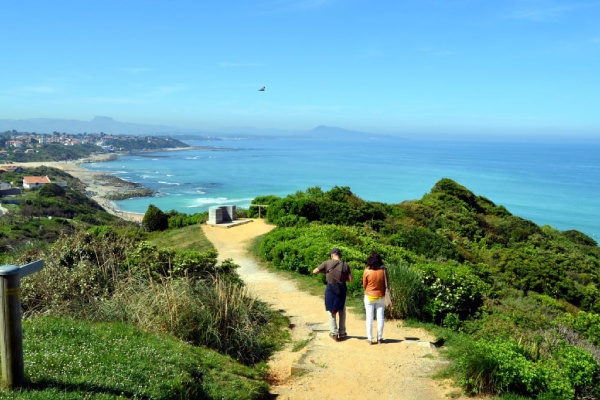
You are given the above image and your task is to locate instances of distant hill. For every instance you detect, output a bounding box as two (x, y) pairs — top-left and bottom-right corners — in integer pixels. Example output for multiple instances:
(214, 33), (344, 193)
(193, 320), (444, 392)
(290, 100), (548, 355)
(0, 116), (192, 136)
(0, 116), (397, 141)
(298, 125), (396, 141)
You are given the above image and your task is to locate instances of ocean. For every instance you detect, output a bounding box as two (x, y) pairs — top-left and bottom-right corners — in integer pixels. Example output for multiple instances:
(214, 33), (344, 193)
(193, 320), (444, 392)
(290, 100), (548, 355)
(82, 136), (600, 241)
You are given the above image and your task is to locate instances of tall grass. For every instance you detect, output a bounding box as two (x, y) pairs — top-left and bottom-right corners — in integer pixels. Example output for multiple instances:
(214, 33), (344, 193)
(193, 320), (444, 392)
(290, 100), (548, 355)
(20, 228), (288, 366)
(387, 263), (427, 319)
(98, 275), (285, 365)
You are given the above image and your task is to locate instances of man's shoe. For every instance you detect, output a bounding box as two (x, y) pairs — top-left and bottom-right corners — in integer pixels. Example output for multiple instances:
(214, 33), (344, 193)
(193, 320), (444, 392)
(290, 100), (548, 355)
(338, 333), (348, 340)
(330, 333), (339, 342)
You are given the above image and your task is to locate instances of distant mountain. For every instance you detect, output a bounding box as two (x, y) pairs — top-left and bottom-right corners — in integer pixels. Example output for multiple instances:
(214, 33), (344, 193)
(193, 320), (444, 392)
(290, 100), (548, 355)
(0, 116), (192, 136)
(299, 125), (394, 141)
(0, 117), (398, 141)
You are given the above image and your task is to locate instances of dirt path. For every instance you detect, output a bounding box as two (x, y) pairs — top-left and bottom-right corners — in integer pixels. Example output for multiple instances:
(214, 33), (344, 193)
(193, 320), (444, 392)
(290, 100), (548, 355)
(202, 219), (467, 400)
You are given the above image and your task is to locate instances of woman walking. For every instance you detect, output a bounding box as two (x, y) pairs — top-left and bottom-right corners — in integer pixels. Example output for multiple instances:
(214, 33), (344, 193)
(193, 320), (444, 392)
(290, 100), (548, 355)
(362, 251), (388, 344)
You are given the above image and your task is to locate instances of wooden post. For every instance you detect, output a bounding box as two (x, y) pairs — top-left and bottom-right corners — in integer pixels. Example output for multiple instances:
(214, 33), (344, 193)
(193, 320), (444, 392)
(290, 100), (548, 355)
(0, 265), (23, 388)
(0, 260), (44, 389)
(249, 204), (268, 218)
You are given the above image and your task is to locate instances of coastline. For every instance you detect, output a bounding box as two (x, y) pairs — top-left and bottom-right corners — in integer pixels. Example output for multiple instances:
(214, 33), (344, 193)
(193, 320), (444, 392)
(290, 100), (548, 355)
(1, 152), (146, 223)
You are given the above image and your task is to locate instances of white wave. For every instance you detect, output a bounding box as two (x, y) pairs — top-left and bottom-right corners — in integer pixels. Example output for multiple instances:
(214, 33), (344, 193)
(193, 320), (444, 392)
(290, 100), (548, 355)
(158, 181), (181, 185)
(185, 197), (254, 208)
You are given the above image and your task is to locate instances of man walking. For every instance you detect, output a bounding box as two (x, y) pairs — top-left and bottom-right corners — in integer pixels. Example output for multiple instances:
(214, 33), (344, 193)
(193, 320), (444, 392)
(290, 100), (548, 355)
(313, 248), (353, 341)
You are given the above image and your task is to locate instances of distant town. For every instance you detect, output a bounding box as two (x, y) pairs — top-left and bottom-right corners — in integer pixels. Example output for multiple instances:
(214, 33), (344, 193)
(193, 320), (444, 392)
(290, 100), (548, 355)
(0, 130), (189, 162)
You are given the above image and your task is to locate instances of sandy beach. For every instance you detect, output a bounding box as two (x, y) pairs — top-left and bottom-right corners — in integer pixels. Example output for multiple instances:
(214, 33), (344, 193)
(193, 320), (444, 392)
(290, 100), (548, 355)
(1, 153), (145, 223)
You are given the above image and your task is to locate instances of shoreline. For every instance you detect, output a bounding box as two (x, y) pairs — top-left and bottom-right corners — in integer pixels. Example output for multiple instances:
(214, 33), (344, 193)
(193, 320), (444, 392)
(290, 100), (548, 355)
(1, 152), (148, 223)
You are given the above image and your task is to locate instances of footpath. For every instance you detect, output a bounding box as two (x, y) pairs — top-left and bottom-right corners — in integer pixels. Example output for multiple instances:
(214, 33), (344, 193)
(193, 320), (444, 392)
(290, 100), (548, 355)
(202, 219), (468, 400)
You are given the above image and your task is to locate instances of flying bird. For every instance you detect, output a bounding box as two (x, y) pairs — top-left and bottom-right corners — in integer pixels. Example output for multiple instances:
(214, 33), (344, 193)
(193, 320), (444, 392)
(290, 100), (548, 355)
(258, 86), (265, 91)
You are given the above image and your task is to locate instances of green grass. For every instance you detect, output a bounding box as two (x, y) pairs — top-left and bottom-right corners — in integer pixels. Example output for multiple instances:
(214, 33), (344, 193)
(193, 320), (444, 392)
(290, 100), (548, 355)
(291, 337), (313, 352)
(0, 316), (268, 399)
(147, 224), (214, 251)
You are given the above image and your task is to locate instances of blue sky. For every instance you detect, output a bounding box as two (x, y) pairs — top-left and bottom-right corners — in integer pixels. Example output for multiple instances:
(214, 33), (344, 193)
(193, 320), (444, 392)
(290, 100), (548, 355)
(2, 0), (599, 138)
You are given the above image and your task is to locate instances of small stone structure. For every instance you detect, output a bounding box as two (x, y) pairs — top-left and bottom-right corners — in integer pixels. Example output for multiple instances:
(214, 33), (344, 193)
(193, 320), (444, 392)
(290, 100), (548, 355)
(208, 205), (237, 224)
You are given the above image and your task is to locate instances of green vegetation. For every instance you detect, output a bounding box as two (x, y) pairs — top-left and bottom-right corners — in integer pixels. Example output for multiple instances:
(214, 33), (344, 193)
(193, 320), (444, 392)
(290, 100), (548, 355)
(0, 167), (123, 260)
(0, 130), (190, 162)
(249, 179), (600, 399)
(101, 135), (189, 152)
(0, 169), (288, 399)
(2, 166), (599, 398)
(16, 317), (268, 399)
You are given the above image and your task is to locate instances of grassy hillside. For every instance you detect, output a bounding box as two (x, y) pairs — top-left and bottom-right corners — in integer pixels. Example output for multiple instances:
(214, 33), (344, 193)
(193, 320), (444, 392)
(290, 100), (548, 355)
(2, 170), (599, 398)
(250, 179), (600, 399)
(0, 174), (288, 399)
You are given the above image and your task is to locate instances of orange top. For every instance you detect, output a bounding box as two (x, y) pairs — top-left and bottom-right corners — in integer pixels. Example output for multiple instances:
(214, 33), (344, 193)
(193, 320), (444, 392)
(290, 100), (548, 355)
(362, 268), (386, 297)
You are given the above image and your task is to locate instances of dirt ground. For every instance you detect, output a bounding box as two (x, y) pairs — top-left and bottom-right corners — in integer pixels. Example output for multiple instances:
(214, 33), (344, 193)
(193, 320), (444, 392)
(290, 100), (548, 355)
(202, 219), (469, 400)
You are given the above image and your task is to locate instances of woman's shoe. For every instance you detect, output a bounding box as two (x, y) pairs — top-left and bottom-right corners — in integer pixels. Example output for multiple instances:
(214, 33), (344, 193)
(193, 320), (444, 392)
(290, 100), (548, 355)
(365, 339), (374, 345)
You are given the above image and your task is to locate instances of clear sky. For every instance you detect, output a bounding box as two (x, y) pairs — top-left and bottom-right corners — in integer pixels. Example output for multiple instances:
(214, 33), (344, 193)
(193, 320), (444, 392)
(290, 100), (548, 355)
(2, 0), (600, 139)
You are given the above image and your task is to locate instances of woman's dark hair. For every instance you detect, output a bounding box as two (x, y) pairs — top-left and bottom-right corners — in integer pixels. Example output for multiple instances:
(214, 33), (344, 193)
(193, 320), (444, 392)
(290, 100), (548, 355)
(365, 251), (383, 270)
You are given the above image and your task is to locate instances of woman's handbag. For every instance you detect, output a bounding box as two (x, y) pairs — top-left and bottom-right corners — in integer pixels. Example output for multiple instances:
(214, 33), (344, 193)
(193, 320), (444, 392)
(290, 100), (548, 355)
(383, 267), (393, 307)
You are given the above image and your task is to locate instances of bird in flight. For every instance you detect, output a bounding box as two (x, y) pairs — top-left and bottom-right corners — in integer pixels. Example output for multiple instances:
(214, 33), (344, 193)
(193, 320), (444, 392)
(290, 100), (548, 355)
(258, 86), (265, 91)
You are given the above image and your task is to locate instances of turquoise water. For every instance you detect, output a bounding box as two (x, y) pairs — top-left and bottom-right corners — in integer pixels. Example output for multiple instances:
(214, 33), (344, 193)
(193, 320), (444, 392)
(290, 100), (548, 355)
(82, 136), (600, 240)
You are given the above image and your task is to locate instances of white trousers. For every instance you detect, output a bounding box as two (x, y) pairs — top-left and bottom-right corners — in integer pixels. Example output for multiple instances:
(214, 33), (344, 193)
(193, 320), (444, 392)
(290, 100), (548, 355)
(364, 295), (385, 341)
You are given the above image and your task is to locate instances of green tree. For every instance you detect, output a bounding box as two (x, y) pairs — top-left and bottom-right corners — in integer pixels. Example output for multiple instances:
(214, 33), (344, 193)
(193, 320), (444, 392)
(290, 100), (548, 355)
(142, 204), (168, 232)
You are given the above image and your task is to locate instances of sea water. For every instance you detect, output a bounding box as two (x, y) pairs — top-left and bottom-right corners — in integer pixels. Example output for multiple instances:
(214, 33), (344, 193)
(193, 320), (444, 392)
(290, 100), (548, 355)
(82, 136), (600, 240)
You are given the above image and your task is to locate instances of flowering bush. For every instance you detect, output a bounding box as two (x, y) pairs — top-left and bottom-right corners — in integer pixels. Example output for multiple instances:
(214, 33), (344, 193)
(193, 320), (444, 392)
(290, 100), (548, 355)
(418, 262), (491, 326)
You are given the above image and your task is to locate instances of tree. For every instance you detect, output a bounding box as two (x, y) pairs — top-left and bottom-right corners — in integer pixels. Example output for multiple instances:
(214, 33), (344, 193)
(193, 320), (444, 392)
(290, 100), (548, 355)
(142, 204), (168, 232)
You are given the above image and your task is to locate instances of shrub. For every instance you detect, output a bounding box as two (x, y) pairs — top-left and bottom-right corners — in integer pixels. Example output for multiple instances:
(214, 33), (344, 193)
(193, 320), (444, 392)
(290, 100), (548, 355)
(456, 338), (599, 399)
(38, 182), (66, 197)
(558, 311), (600, 346)
(418, 262), (491, 326)
(386, 264), (427, 319)
(124, 240), (221, 280)
(21, 230), (137, 317)
(167, 211), (207, 228)
(551, 342), (599, 397)
(388, 226), (463, 262)
(458, 338), (540, 396)
(142, 204), (168, 231)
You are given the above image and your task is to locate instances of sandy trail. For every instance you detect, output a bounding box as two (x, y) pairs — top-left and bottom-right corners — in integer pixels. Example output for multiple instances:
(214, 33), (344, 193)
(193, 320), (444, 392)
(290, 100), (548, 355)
(202, 219), (467, 400)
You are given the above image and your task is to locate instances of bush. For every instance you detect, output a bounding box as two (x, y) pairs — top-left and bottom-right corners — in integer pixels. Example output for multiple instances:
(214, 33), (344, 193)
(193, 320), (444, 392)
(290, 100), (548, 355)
(124, 240), (224, 280)
(386, 264), (427, 319)
(142, 204), (169, 231)
(458, 338), (541, 396)
(418, 262), (491, 326)
(456, 338), (599, 399)
(38, 182), (66, 197)
(388, 226), (463, 262)
(21, 230), (137, 317)
(559, 311), (600, 346)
